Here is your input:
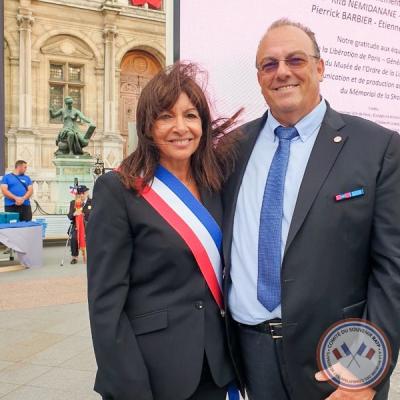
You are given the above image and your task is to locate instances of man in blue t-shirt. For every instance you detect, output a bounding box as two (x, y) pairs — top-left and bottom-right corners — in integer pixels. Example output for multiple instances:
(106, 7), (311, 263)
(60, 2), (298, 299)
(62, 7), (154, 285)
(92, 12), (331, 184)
(1, 160), (34, 221)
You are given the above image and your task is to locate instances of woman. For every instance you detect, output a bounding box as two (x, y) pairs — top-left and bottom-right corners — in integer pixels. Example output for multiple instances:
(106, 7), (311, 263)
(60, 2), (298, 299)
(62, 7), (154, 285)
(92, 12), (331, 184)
(87, 62), (241, 400)
(67, 185), (92, 264)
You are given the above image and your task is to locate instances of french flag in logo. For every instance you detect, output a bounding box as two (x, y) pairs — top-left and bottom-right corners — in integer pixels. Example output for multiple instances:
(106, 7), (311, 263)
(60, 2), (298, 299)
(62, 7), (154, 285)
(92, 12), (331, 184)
(332, 343), (352, 360)
(356, 342), (376, 360)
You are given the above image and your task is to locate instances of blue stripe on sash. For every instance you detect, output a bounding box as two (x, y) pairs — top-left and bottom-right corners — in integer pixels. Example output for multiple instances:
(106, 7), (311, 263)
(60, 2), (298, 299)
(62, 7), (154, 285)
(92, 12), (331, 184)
(155, 165), (222, 250)
(228, 384), (240, 400)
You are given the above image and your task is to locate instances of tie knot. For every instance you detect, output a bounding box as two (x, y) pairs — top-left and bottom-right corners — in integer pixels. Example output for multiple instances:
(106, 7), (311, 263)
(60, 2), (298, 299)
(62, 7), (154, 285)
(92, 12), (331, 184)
(274, 126), (299, 141)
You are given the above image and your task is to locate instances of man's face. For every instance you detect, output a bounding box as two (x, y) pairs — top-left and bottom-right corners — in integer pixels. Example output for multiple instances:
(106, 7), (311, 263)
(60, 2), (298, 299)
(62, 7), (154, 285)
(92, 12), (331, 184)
(16, 163), (27, 175)
(256, 25), (325, 126)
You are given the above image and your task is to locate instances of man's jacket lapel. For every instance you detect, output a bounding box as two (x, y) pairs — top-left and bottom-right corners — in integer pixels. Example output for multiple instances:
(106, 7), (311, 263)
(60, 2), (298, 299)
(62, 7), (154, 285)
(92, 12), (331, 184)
(285, 105), (348, 255)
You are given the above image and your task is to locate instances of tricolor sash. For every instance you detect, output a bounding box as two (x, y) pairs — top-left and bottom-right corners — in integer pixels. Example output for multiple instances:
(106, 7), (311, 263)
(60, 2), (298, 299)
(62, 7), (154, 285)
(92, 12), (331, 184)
(139, 165), (224, 310)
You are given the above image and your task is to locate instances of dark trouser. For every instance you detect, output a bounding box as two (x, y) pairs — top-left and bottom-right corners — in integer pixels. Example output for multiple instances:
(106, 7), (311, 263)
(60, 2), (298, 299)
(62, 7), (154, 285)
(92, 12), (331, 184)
(186, 356), (228, 400)
(237, 322), (292, 400)
(5, 204), (32, 222)
(70, 226), (78, 257)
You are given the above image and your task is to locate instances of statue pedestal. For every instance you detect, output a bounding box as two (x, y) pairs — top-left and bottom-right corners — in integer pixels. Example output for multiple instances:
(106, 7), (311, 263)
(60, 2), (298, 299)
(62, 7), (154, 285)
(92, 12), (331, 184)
(53, 157), (96, 214)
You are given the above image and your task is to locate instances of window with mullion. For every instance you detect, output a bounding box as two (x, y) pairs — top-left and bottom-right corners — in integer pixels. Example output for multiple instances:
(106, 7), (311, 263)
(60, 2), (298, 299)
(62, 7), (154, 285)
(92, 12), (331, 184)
(68, 65), (82, 83)
(49, 62), (84, 123)
(50, 63), (64, 81)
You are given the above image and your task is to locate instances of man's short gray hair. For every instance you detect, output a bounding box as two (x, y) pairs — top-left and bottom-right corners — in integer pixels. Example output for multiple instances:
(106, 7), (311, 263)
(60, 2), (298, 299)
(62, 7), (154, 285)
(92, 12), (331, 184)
(257, 18), (321, 63)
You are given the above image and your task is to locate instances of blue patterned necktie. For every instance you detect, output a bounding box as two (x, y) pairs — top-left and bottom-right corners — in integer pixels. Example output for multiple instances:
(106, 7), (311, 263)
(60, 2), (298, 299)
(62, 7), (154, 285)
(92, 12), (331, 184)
(257, 126), (299, 311)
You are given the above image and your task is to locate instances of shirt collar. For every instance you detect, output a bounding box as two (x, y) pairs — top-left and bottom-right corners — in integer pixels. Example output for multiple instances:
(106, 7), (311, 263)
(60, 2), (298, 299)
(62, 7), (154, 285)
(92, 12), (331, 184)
(266, 98), (327, 143)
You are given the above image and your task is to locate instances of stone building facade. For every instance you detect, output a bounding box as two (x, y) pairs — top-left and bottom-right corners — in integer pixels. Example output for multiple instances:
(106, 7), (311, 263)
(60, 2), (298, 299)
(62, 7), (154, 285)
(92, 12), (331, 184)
(4, 0), (165, 212)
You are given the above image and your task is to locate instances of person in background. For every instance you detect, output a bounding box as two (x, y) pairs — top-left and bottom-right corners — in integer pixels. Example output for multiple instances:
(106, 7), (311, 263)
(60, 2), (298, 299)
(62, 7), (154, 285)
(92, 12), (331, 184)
(87, 62), (240, 400)
(68, 185), (92, 264)
(1, 160), (33, 221)
(223, 18), (400, 400)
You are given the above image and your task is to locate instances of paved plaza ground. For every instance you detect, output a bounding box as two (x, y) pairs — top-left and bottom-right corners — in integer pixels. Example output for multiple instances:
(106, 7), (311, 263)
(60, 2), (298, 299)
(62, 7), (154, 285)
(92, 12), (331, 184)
(0, 246), (399, 399)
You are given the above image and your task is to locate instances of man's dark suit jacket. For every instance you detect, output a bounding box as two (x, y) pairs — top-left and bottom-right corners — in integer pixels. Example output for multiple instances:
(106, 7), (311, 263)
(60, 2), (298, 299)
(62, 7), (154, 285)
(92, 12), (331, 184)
(222, 104), (400, 400)
(67, 198), (92, 225)
(87, 171), (234, 400)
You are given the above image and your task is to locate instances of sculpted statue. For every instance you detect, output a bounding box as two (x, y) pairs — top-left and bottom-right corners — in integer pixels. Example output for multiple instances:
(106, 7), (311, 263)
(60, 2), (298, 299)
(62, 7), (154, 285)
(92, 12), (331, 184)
(50, 96), (96, 156)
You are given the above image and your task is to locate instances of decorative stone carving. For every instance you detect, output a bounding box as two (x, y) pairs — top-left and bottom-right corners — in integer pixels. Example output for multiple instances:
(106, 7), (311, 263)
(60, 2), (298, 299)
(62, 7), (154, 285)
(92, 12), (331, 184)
(41, 37), (94, 59)
(103, 25), (119, 41)
(19, 146), (33, 164)
(106, 150), (116, 166)
(16, 13), (34, 31)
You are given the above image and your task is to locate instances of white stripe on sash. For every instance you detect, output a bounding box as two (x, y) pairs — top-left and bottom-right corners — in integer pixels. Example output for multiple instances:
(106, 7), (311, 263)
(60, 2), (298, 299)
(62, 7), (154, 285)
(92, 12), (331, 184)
(151, 176), (223, 291)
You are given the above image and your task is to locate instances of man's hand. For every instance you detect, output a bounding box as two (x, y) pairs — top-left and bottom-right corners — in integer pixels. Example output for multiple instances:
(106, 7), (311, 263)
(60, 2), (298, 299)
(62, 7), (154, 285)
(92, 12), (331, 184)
(15, 197), (24, 206)
(315, 370), (376, 399)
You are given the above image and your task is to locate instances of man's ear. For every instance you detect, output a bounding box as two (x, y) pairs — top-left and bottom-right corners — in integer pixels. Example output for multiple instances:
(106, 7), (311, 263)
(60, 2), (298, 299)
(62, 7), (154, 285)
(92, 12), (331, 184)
(317, 58), (325, 82)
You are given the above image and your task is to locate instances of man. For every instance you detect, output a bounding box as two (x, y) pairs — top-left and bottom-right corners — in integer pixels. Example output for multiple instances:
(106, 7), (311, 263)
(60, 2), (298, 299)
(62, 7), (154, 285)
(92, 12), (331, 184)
(1, 160), (33, 221)
(67, 185), (92, 264)
(222, 19), (400, 400)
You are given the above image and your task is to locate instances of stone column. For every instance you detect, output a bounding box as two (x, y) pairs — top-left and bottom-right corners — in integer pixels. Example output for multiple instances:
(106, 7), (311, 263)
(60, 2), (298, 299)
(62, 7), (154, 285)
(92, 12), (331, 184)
(103, 25), (118, 138)
(100, 5), (124, 166)
(16, 8), (34, 131)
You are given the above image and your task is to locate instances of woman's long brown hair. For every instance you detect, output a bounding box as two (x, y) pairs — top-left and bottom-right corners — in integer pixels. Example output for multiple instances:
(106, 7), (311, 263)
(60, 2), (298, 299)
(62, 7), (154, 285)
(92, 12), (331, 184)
(118, 62), (242, 192)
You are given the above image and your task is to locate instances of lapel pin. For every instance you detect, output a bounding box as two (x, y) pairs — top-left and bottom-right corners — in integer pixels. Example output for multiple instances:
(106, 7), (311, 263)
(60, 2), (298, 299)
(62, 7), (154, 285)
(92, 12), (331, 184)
(334, 136), (342, 143)
(335, 188), (365, 202)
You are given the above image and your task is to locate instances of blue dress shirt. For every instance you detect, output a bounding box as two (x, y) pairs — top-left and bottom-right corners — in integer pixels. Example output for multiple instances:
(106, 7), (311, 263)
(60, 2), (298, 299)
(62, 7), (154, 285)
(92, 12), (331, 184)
(229, 100), (327, 324)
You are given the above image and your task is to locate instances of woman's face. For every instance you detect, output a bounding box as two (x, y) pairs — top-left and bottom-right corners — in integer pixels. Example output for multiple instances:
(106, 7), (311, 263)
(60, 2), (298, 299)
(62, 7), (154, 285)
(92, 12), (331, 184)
(151, 92), (202, 167)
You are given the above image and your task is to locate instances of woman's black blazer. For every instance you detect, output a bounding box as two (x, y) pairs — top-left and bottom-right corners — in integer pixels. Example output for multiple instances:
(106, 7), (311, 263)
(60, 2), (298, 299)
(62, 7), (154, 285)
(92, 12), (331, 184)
(87, 171), (233, 400)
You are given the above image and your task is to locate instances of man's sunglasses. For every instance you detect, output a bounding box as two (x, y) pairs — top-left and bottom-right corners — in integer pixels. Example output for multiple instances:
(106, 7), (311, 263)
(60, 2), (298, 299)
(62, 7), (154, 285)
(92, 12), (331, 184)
(257, 53), (320, 74)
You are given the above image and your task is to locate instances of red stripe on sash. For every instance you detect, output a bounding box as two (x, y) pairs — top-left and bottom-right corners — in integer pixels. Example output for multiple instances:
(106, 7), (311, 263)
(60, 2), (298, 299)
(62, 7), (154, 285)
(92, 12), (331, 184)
(141, 186), (224, 310)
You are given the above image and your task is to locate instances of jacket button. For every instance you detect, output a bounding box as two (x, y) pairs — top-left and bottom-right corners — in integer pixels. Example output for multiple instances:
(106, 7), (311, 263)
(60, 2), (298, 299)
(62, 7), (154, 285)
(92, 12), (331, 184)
(195, 301), (204, 310)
